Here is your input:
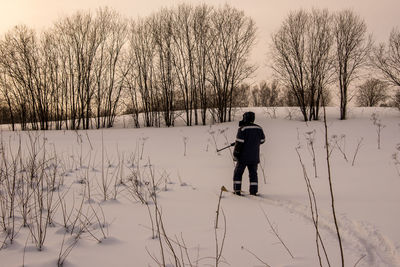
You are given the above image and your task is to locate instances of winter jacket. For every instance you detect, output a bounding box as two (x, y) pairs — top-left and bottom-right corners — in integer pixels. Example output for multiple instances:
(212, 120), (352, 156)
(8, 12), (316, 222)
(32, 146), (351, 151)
(233, 123), (265, 164)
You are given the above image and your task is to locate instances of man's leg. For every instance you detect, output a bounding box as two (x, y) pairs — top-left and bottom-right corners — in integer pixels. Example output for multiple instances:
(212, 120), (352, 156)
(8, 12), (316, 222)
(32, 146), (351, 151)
(248, 164), (258, 195)
(233, 162), (246, 195)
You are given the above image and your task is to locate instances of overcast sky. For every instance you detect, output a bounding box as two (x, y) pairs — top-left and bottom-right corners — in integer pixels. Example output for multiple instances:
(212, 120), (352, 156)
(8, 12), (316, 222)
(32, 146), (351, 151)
(1, 0), (399, 81)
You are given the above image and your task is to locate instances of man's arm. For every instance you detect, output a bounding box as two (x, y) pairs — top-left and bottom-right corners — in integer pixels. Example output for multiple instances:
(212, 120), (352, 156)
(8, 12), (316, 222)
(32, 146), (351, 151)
(233, 128), (245, 160)
(260, 128), (266, 144)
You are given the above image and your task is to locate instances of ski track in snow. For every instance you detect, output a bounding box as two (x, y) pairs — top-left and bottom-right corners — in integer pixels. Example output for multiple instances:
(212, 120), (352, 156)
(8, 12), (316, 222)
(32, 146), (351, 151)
(244, 194), (400, 267)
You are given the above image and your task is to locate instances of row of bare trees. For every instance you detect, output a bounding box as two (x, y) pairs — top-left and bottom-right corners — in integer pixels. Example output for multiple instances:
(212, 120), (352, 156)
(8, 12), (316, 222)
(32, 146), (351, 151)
(0, 8), (129, 130)
(271, 9), (371, 121)
(371, 28), (400, 109)
(126, 4), (256, 127)
(0, 6), (398, 129)
(0, 4), (256, 130)
(271, 9), (400, 121)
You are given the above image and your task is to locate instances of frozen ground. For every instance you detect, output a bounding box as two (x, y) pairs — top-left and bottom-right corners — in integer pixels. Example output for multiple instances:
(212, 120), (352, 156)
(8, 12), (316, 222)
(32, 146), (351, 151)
(0, 107), (399, 267)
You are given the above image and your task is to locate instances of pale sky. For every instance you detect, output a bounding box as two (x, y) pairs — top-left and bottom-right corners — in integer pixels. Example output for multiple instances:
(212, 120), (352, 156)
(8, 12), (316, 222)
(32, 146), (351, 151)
(1, 0), (399, 81)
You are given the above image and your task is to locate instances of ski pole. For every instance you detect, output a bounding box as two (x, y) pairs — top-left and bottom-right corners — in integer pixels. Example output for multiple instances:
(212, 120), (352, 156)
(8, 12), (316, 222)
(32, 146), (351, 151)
(217, 142), (235, 152)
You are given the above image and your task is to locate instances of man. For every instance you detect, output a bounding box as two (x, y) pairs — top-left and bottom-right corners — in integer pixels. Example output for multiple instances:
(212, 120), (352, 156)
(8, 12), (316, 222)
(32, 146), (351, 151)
(233, 111), (265, 196)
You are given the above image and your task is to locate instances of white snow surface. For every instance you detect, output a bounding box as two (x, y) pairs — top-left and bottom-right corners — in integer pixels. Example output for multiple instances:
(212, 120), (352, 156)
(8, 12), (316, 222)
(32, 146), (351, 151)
(0, 107), (400, 267)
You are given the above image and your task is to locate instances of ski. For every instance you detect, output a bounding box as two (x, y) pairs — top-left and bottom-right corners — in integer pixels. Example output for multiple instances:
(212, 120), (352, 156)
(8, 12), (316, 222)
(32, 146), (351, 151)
(221, 185), (261, 197)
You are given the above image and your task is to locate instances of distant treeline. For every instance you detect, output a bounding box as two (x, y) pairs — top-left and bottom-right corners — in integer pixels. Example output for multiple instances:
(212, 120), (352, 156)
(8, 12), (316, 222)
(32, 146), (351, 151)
(0, 5), (399, 130)
(0, 4), (256, 130)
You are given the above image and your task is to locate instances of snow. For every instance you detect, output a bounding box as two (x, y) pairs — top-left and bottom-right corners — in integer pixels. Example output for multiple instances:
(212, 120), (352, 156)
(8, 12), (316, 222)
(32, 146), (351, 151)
(0, 107), (400, 267)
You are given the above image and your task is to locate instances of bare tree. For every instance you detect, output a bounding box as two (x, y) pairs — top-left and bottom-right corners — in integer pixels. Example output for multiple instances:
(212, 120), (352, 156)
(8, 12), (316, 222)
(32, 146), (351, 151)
(124, 64), (141, 128)
(128, 18), (157, 127)
(271, 10), (308, 120)
(356, 78), (389, 107)
(93, 7), (129, 128)
(52, 26), (74, 129)
(41, 31), (64, 130)
(333, 9), (372, 120)
(271, 9), (333, 121)
(54, 11), (104, 129)
(371, 27), (400, 109)
(171, 4), (196, 126)
(193, 4), (213, 125)
(371, 28), (400, 86)
(0, 74), (17, 130)
(207, 4), (256, 123)
(0, 25), (52, 130)
(152, 9), (175, 127)
(305, 9), (334, 120)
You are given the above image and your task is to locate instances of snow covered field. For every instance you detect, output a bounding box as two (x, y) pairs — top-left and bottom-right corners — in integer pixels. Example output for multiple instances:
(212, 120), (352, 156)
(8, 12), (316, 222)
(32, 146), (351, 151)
(0, 107), (399, 267)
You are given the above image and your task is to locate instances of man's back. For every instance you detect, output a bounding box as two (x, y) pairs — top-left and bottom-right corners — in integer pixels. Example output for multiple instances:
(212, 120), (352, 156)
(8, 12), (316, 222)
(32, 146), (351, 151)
(235, 123), (265, 164)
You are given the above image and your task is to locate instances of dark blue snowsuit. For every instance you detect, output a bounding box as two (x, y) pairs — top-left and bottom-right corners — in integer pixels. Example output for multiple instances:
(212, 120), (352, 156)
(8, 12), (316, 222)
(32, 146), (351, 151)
(233, 112), (265, 195)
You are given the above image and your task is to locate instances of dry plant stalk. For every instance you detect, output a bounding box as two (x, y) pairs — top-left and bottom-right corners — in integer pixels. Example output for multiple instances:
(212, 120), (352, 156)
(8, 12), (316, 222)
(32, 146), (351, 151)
(57, 229), (82, 266)
(241, 245), (271, 267)
(323, 106), (344, 267)
(259, 154), (267, 184)
(207, 127), (220, 155)
(215, 186), (227, 229)
(0, 133), (22, 244)
(133, 160), (197, 267)
(215, 209), (226, 267)
(371, 113), (385, 149)
(260, 207), (294, 259)
(353, 254), (366, 267)
(351, 138), (364, 166)
(57, 183), (75, 230)
(26, 134), (57, 251)
(146, 163), (189, 267)
(214, 186), (227, 267)
(305, 130), (318, 178)
(393, 144), (400, 177)
(183, 136), (188, 157)
(295, 147), (331, 267)
(221, 129), (234, 163)
(330, 134), (348, 162)
(140, 137), (149, 160)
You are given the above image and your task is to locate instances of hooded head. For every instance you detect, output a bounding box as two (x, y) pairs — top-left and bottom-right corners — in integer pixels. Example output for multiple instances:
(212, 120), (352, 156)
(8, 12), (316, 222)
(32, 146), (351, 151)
(240, 111), (255, 126)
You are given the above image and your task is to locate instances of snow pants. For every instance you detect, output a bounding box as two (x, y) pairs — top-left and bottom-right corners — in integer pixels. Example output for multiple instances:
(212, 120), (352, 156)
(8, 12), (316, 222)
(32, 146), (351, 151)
(233, 162), (258, 195)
